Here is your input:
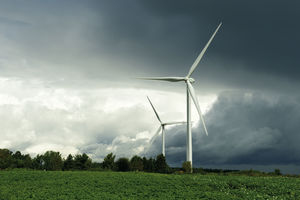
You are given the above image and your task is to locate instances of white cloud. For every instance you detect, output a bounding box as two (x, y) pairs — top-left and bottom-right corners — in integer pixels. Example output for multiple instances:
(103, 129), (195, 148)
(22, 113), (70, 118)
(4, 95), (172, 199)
(0, 77), (216, 161)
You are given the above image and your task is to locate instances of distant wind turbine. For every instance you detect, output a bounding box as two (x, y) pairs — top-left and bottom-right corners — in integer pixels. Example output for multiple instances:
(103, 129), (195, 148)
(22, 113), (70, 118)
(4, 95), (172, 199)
(147, 96), (186, 156)
(139, 23), (222, 167)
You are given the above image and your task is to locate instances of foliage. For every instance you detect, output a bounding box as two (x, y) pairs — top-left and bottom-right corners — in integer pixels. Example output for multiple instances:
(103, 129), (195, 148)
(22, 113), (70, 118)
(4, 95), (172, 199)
(193, 167), (205, 174)
(154, 154), (169, 173)
(43, 151), (63, 170)
(14, 152), (32, 168)
(32, 154), (45, 170)
(116, 157), (130, 172)
(12, 151), (31, 168)
(142, 157), (155, 172)
(90, 162), (103, 171)
(102, 153), (116, 170)
(63, 154), (74, 170)
(0, 148), (294, 179)
(0, 149), (13, 169)
(0, 170), (300, 199)
(74, 153), (92, 170)
(182, 161), (192, 173)
(130, 155), (143, 171)
(274, 169), (282, 175)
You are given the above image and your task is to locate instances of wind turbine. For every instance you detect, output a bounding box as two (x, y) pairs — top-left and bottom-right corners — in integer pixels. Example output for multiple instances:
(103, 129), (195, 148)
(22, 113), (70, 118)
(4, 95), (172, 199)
(139, 23), (222, 167)
(147, 96), (186, 156)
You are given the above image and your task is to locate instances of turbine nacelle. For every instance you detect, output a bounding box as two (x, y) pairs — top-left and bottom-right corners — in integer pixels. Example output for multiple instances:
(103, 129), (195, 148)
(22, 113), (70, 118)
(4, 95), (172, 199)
(185, 77), (195, 83)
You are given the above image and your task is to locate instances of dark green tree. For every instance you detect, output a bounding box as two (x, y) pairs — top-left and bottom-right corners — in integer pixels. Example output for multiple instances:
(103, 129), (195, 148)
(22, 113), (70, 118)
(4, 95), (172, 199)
(154, 154), (169, 173)
(74, 153), (92, 170)
(274, 169), (281, 176)
(12, 151), (25, 168)
(22, 154), (33, 168)
(143, 157), (155, 172)
(12, 151), (22, 159)
(116, 157), (130, 171)
(0, 149), (13, 169)
(32, 154), (45, 170)
(102, 153), (116, 170)
(63, 154), (75, 170)
(11, 151), (32, 168)
(130, 155), (143, 171)
(43, 151), (63, 171)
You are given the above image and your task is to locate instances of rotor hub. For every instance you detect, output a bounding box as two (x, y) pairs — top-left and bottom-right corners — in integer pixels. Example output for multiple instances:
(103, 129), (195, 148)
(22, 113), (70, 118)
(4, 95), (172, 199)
(188, 78), (195, 83)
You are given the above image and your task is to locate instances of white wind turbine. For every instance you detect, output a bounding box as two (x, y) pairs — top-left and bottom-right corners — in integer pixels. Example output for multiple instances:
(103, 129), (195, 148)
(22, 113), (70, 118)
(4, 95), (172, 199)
(147, 96), (186, 156)
(140, 23), (222, 167)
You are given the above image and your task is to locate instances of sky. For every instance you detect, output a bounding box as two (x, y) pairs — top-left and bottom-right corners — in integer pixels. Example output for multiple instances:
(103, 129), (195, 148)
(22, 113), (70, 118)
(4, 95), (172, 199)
(0, 0), (300, 174)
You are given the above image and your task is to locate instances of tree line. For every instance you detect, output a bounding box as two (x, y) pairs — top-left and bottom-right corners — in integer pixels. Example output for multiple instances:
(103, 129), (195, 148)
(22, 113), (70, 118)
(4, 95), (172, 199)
(0, 148), (170, 173)
(1, 148), (293, 176)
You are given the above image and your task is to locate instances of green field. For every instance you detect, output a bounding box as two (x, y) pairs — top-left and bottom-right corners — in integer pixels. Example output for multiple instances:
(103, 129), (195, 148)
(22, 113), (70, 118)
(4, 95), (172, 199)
(0, 170), (299, 199)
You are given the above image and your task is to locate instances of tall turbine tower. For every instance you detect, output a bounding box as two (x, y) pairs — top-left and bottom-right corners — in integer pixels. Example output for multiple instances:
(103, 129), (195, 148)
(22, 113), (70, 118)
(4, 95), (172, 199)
(139, 23), (222, 167)
(147, 96), (186, 156)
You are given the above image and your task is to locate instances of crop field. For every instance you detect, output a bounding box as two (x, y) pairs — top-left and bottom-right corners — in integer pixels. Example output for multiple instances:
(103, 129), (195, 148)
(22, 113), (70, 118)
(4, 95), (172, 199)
(0, 170), (299, 199)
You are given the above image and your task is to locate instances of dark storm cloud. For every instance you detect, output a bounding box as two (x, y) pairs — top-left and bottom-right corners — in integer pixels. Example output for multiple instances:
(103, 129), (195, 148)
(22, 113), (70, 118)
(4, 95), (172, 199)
(93, 0), (300, 93)
(146, 91), (300, 173)
(0, 0), (299, 92)
(138, 1), (300, 74)
(85, 0), (300, 93)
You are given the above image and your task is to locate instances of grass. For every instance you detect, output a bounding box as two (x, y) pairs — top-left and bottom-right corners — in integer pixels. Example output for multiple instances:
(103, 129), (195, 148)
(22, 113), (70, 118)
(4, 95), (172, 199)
(0, 169), (299, 199)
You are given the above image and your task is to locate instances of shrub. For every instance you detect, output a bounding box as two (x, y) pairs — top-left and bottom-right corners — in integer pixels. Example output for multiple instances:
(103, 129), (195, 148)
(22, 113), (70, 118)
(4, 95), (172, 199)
(274, 169), (281, 176)
(182, 161), (192, 173)
(174, 170), (185, 175)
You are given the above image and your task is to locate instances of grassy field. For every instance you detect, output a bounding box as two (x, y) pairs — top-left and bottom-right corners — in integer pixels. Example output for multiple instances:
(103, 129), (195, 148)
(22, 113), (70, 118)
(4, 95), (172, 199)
(0, 170), (299, 199)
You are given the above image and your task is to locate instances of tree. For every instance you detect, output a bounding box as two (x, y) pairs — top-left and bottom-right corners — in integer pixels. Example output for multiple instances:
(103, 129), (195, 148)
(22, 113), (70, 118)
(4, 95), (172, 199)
(143, 157), (155, 172)
(154, 154), (169, 173)
(130, 155), (143, 171)
(32, 154), (45, 170)
(43, 151), (63, 171)
(0, 149), (13, 169)
(116, 157), (130, 172)
(23, 154), (33, 168)
(102, 153), (116, 170)
(12, 151), (25, 168)
(11, 151), (32, 168)
(63, 154), (75, 170)
(74, 153), (92, 170)
(12, 151), (22, 160)
(274, 169), (281, 176)
(182, 161), (192, 173)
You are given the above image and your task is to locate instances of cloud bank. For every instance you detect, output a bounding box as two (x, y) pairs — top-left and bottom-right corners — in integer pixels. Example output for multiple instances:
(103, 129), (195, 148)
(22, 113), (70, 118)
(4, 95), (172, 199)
(1, 76), (300, 173)
(147, 91), (300, 173)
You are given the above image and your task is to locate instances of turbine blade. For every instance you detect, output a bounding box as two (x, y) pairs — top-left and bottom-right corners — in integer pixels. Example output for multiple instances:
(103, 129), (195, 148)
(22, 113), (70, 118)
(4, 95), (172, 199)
(186, 22), (222, 78)
(137, 77), (185, 82)
(147, 96), (162, 124)
(149, 126), (162, 146)
(186, 81), (208, 135)
(164, 121), (187, 126)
